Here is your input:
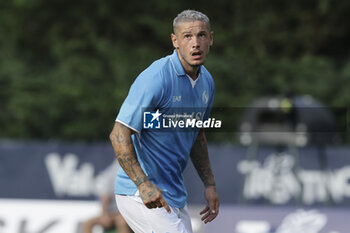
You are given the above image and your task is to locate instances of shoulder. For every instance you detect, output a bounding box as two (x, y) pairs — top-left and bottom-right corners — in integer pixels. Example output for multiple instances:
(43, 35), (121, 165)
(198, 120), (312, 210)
(138, 55), (172, 82)
(136, 55), (175, 92)
(129, 55), (173, 106)
(130, 56), (171, 91)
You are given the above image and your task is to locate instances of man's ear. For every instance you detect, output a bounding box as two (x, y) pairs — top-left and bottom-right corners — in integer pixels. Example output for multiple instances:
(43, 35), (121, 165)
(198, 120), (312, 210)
(210, 31), (214, 46)
(171, 33), (179, 49)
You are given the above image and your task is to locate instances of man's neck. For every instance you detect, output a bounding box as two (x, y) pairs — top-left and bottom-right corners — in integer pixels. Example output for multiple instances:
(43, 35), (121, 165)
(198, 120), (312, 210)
(176, 50), (200, 80)
(181, 61), (200, 80)
(186, 69), (200, 80)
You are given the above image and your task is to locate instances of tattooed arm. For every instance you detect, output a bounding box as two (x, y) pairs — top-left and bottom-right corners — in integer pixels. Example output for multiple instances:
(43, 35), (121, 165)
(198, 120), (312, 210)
(190, 129), (220, 223)
(109, 122), (170, 212)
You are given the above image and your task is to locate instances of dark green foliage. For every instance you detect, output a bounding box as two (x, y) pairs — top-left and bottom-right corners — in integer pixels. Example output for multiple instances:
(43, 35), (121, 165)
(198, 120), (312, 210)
(0, 0), (349, 142)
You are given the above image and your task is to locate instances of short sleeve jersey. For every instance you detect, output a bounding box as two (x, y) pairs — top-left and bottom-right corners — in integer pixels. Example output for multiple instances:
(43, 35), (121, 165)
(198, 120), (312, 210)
(115, 50), (215, 208)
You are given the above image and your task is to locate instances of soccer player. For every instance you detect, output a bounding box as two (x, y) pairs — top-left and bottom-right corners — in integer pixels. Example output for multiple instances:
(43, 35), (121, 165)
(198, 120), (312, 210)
(109, 9), (219, 233)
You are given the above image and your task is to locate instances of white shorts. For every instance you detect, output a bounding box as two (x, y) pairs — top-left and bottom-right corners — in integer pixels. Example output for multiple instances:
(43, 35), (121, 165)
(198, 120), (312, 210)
(115, 194), (193, 233)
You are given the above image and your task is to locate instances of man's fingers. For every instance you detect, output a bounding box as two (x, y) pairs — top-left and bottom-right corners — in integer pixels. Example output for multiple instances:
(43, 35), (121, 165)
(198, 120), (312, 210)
(143, 195), (171, 213)
(146, 202), (156, 209)
(202, 212), (217, 224)
(155, 200), (163, 208)
(200, 204), (219, 224)
(204, 215), (215, 224)
(200, 206), (209, 215)
(160, 198), (171, 213)
(201, 211), (210, 221)
(208, 213), (217, 223)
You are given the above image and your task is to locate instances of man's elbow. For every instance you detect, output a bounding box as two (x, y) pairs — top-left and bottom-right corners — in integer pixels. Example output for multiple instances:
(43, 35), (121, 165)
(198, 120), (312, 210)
(109, 131), (115, 143)
(109, 123), (119, 143)
(109, 122), (133, 144)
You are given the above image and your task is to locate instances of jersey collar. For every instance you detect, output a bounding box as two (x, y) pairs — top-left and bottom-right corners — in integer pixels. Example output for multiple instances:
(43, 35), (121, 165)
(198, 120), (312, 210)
(170, 49), (203, 77)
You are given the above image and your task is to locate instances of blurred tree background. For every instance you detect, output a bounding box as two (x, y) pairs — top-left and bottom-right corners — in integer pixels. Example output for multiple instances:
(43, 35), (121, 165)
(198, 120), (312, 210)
(0, 0), (349, 142)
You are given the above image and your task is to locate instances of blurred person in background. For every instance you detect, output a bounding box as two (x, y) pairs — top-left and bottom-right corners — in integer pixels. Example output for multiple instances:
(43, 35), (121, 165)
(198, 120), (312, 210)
(82, 162), (132, 233)
(109, 9), (219, 233)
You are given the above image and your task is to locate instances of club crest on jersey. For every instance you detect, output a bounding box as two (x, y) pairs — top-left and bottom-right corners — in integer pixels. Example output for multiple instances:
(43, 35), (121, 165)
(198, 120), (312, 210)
(202, 91), (209, 104)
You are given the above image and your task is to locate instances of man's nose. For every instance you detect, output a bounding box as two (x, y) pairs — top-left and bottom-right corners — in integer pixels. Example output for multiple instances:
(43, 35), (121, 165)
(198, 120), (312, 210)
(192, 36), (200, 48)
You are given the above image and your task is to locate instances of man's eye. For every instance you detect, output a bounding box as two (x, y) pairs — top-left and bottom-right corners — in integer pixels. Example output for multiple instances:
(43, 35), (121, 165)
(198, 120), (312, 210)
(184, 35), (191, 39)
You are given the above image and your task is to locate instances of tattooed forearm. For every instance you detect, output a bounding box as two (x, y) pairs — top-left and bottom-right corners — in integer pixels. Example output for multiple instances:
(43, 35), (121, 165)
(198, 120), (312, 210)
(135, 176), (150, 186)
(110, 122), (170, 212)
(109, 122), (148, 185)
(190, 130), (216, 187)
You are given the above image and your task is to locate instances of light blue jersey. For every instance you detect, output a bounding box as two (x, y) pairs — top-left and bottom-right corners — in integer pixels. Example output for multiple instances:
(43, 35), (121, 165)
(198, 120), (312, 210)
(115, 50), (215, 208)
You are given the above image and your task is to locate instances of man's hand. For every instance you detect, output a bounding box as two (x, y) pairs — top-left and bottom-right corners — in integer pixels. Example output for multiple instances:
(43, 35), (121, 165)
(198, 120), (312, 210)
(138, 181), (171, 213)
(200, 186), (219, 224)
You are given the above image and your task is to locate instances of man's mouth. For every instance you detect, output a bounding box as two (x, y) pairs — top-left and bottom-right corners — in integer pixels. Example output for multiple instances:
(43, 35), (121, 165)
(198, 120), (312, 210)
(191, 51), (202, 60)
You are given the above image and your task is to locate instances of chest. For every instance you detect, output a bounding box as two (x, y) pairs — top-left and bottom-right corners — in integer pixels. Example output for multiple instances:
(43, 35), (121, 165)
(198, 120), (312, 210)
(168, 75), (210, 109)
